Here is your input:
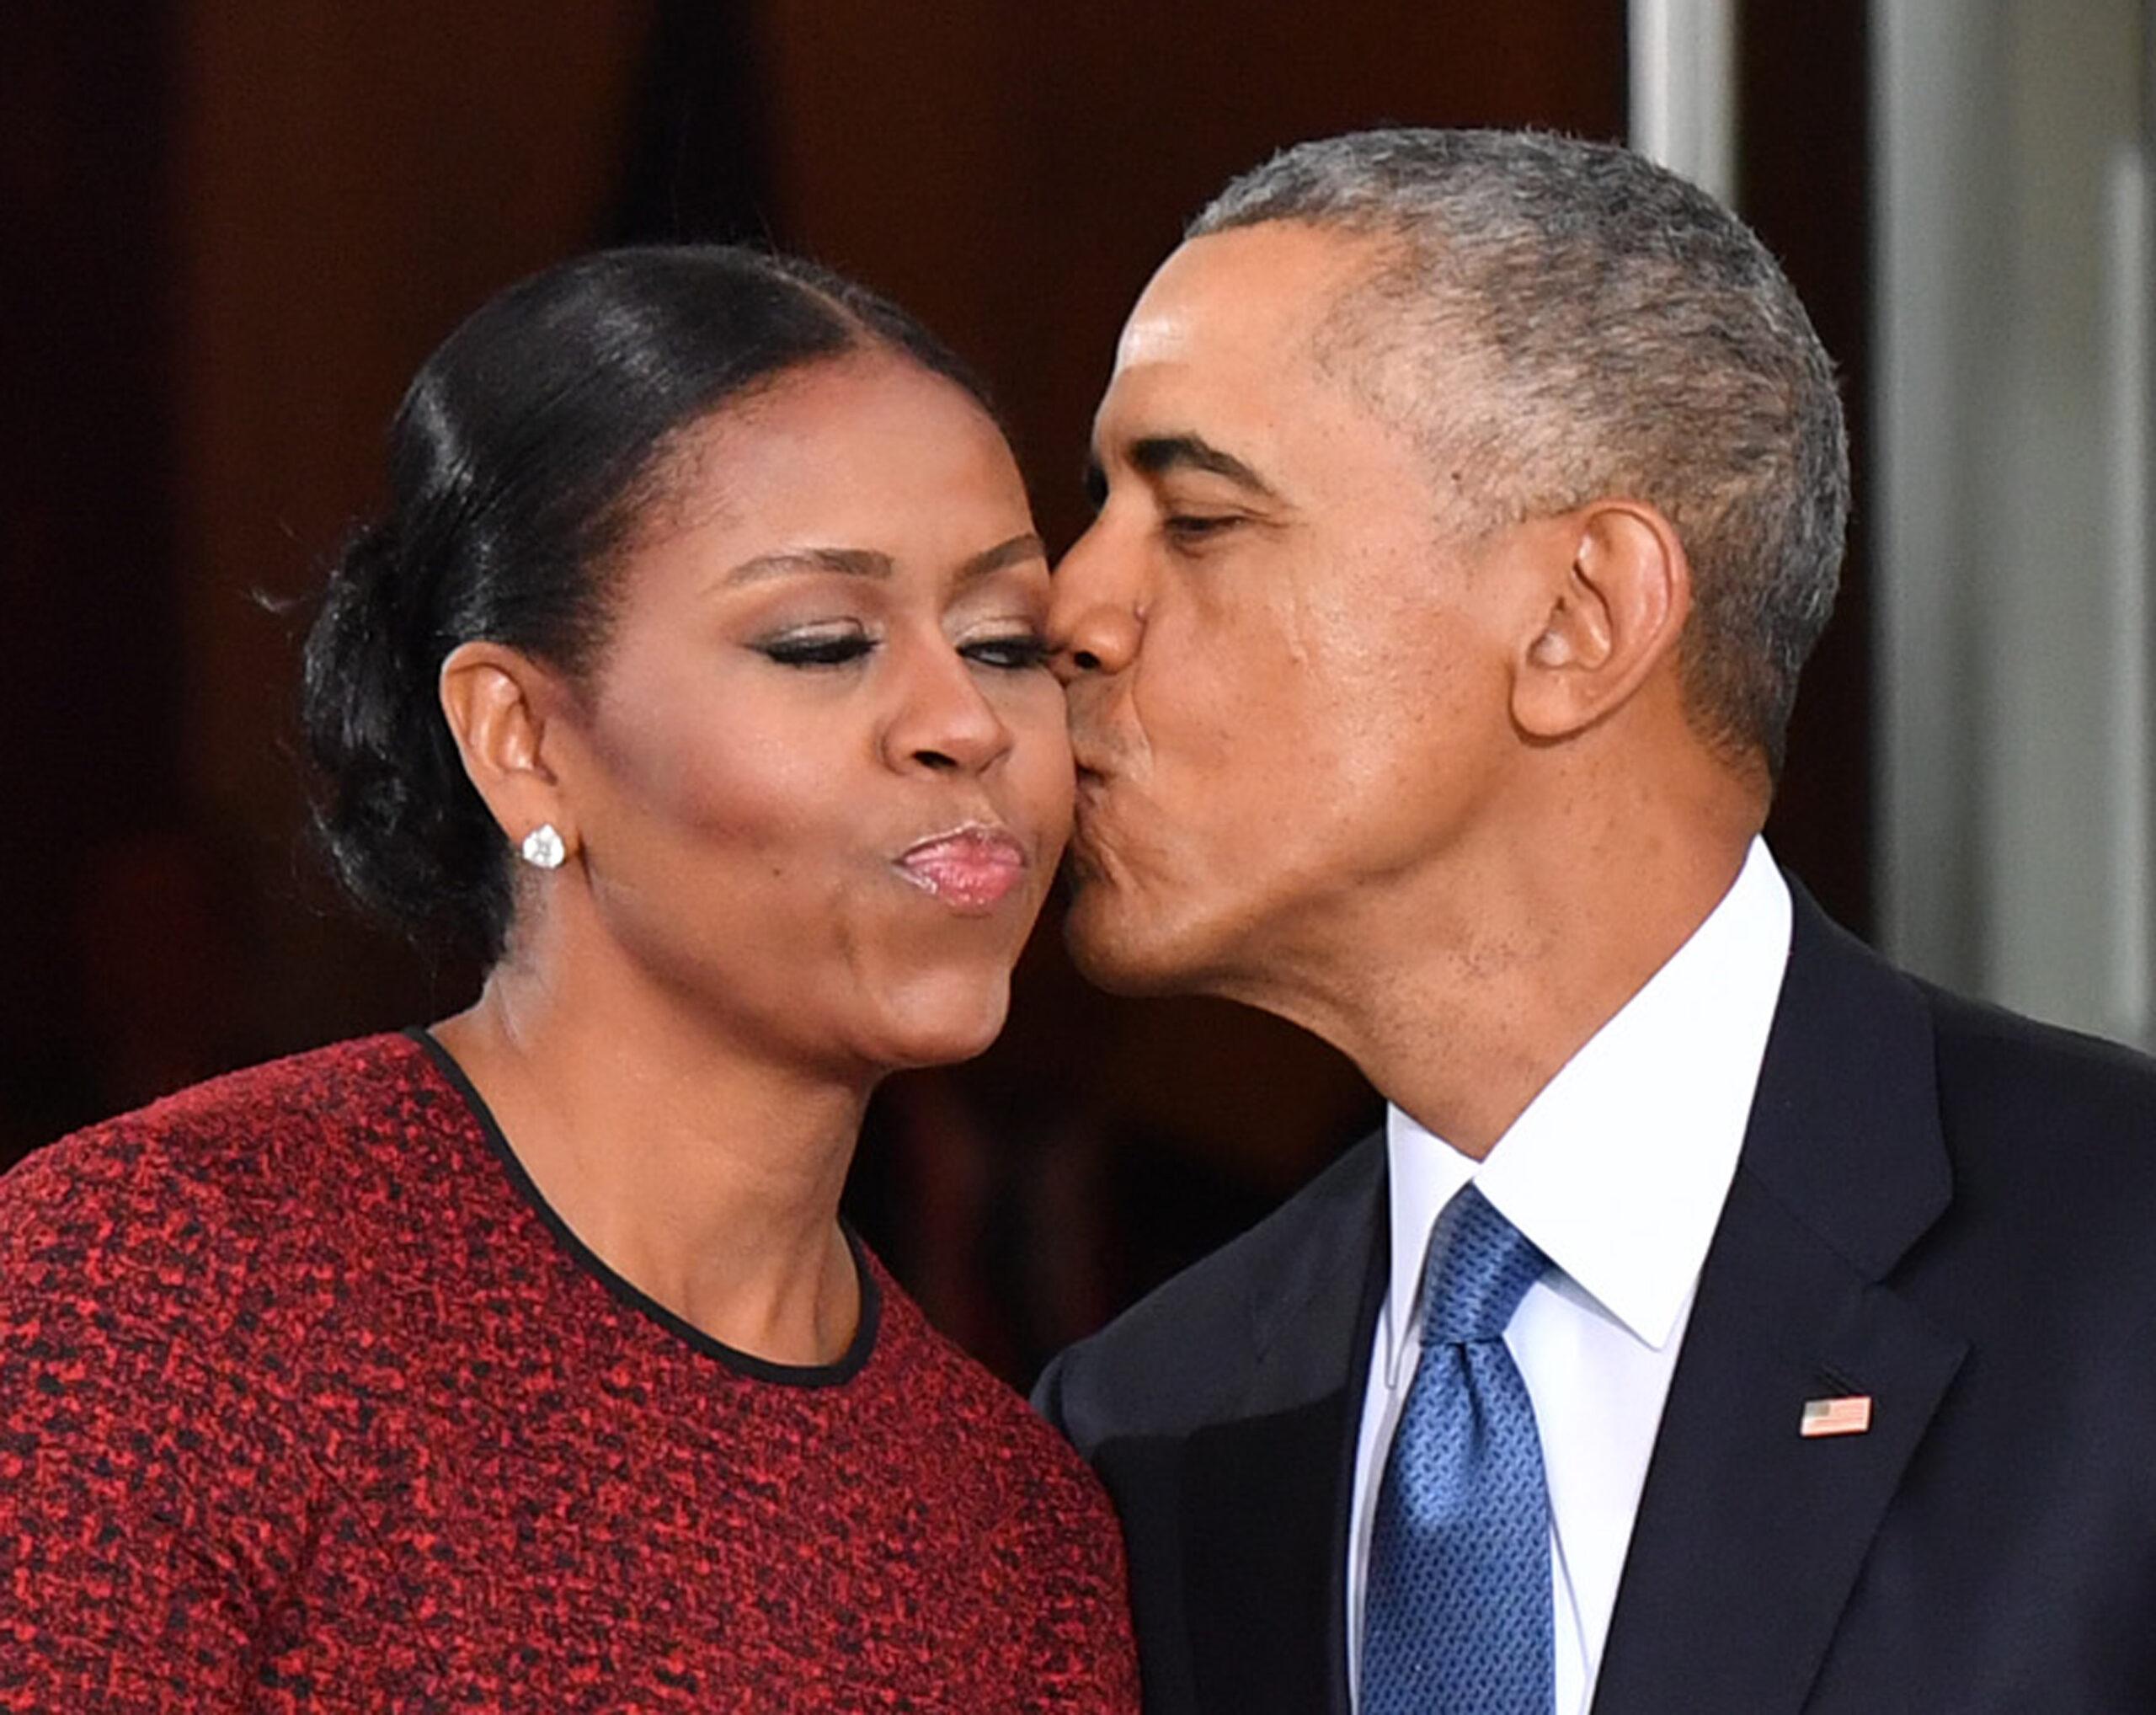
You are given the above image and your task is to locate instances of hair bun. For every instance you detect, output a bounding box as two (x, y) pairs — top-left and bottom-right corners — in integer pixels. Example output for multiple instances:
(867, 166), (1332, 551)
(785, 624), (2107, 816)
(301, 516), (501, 952)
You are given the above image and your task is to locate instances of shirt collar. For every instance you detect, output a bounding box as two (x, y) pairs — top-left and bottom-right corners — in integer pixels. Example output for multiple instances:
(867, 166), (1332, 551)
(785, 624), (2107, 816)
(1381, 838), (1793, 1381)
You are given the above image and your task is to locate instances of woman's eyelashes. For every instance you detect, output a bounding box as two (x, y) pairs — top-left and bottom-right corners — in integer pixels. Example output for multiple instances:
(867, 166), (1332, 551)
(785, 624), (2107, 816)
(959, 630), (1051, 671)
(753, 623), (1050, 672)
(756, 625), (874, 668)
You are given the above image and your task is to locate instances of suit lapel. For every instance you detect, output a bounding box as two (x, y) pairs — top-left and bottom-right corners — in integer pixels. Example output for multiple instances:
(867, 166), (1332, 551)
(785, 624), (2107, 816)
(1590, 1170), (1967, 1712)
(1179, 1132), (1388, 1715)
(1593, 893), (1968, 1714)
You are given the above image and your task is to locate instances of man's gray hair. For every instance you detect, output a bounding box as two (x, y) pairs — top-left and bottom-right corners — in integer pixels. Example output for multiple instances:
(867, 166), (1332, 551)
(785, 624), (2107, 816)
(1191, 128), (1848, 778)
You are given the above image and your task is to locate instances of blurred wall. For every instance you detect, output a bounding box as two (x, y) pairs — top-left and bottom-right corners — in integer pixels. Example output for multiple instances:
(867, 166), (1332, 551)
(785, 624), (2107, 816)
(173, 2), (656, 1048)
(1, 7), (185, 1148)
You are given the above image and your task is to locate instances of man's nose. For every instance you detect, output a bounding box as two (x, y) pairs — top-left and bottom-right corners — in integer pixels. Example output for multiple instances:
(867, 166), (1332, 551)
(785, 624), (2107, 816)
(1049, 521), (1144, 683)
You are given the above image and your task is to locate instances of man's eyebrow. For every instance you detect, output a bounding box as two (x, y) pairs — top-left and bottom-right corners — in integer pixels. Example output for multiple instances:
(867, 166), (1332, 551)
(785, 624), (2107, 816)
(1127, 433), (1279, 499)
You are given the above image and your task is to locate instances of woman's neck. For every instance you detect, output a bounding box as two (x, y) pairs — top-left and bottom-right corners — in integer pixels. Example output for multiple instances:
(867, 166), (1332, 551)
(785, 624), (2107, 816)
(432, 946), (871, 1368)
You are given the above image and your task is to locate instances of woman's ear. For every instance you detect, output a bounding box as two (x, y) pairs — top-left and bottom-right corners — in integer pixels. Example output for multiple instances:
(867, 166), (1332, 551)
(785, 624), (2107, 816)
(1511, 500), (1692, 741)
(438, 641), (579, 864)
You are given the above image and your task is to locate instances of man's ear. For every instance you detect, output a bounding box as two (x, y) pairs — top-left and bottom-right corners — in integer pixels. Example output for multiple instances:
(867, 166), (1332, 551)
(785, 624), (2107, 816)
(1511, 500), (1692, 742)
(438, 640), (580, 863)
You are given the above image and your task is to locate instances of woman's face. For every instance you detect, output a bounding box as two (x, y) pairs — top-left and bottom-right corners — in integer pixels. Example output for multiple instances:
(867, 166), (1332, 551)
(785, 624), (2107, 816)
(552, 352), (1072, 1076)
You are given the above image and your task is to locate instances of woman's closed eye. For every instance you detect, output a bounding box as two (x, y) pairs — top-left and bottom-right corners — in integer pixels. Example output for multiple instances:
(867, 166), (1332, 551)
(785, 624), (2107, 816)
(960, 631), (1051, 671)
(756, 625), (874, 668)
(755, 624), (1049, 673)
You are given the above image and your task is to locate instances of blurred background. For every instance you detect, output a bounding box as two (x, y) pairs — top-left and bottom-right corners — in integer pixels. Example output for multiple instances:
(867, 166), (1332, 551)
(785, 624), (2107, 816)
(2, 0), (2147, 1386)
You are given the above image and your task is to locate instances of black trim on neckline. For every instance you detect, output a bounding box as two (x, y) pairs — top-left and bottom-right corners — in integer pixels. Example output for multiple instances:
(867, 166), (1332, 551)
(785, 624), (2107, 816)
(404, 1026), (881, 1389)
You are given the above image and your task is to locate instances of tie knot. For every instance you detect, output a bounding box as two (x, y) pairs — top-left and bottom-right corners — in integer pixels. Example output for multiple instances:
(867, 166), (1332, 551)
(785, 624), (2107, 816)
(1417, 1185), (1548, 1344)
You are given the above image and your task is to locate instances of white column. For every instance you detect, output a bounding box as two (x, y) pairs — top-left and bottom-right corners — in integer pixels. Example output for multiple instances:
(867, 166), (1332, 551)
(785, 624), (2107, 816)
(1875, 0), (2154, 1046)
(2102, 135), (2152, 1034)
(1629, 0), (1739, 206)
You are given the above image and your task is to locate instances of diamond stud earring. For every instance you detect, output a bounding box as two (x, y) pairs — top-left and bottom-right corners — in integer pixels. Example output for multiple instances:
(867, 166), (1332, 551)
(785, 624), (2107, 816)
(520, 823), (566, 870)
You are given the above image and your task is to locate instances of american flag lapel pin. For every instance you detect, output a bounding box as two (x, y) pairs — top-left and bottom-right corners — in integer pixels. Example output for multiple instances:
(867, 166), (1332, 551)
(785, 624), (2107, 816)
(1800, 1393), (1873, 1438)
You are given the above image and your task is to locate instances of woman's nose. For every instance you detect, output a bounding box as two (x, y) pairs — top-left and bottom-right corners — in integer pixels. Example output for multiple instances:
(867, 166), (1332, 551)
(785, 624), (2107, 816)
(883, 641), (1015, 775)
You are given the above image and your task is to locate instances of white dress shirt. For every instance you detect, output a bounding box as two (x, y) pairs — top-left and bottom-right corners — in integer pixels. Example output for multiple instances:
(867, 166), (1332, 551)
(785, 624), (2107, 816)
(1345, 839), (1793, 1714)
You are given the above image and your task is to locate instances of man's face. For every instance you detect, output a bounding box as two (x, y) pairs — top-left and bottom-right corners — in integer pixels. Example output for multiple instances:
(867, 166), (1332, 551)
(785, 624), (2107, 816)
(1052, 222), (1537, 1003)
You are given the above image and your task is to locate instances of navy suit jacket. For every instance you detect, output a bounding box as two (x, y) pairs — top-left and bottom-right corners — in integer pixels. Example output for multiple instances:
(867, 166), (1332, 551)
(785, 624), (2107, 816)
(1035, 892), (2156, 1712)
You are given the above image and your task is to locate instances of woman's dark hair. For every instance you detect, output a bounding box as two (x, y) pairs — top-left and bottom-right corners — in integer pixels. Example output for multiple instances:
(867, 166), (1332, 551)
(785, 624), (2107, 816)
(301, 244), (995, 964)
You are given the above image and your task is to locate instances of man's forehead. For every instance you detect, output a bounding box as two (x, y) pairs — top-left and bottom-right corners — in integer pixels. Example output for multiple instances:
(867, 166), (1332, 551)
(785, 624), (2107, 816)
(1111, 224), (1382, 378)
(1112, 297), (1198, 371)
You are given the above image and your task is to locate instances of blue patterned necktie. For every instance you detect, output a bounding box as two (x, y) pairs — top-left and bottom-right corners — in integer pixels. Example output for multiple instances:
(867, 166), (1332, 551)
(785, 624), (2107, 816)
(1362, 1183), (1555, 1714)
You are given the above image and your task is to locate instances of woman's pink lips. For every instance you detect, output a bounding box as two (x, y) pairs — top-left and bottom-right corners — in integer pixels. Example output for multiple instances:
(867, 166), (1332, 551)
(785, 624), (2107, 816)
(895, 826), (1027, 909)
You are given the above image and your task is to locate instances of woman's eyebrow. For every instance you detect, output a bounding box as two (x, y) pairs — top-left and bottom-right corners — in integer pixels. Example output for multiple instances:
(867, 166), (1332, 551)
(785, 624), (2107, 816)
(719, 533), (1044, 590)
(958, 532), (1048, 585)
(722, 546), (894, 586)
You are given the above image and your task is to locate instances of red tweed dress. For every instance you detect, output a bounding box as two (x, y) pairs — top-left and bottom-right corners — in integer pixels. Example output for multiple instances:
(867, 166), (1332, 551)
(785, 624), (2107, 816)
(0, 1033), (1140, 1711)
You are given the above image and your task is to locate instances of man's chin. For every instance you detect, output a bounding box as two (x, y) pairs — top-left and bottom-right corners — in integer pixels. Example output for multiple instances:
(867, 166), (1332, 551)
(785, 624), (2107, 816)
(1062, 883), (1209, 997)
